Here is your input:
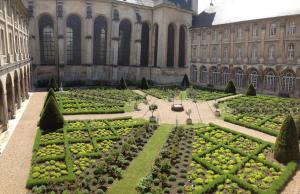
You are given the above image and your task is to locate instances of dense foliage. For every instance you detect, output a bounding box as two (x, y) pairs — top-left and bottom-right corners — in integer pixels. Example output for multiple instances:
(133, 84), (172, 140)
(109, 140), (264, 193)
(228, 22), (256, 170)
(140, 78), (149, 90)
(181, 74), (190, 89)
(48, 77), (59, 91)
(246, 84), (256, 96)
(39, 96), (64, 132)
(274, 115), (300, 164)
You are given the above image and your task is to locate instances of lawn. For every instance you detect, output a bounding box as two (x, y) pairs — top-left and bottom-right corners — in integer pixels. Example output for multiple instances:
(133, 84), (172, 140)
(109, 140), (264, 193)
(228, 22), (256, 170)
(107, 124), (173, 194)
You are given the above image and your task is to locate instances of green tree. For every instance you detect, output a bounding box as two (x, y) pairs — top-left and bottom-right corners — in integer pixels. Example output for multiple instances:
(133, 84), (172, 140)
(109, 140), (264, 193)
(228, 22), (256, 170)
(246, 84), (256, 96)
(274, 115), (299, 164)
(149, 104), (158, 117)
(119, 77), (127, 90)
(39, 96), (64, 131)
(47, 77), (58, 91)
(224, 80), (236, 94)
(140, 77), (149, 90)
(44, 88), (56, 107)
(181, 74), (190, 89)
(295, 116), (300, 139)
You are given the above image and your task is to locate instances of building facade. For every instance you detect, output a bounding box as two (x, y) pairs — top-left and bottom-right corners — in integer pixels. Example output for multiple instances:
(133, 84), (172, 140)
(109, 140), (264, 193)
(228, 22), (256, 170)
(26, 0), (198, 86)
(190, 2), (300, 97)
(0, 0), (31, 133)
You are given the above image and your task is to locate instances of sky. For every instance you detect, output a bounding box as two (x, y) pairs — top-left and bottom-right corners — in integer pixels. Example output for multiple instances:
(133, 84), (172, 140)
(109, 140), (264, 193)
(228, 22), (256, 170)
(198, 0), (227, 13)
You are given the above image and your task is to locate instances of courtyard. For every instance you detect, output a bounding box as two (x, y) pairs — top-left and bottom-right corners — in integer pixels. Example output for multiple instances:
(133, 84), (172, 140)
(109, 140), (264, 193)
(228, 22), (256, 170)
(0, 83), (299, 194)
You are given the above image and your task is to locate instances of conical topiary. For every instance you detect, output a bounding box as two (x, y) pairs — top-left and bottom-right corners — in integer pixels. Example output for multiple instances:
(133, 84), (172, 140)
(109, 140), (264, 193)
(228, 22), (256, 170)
(44, 88), (56, 107)
(181, 74), (190, 89)
(48, 77), (58, 91)
(225, 80), (236, 94)
(119, 77), (127, 90)
(39, 96), (64, 131)
(140, 77), (149, 90)
(274, 115), (300, 164)
(246, 84), (256, 96)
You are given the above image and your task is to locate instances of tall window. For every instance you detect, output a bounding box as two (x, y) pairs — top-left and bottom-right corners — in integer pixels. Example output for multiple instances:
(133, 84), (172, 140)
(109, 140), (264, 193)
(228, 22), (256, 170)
(211, 67), (219, 85)
(212, 47), (217, 58)
(201, 31), (206, 41)
(237, 27), (242, 39)
(167, 23), (175, 67)
(0, 29), (5, 55)
(39, 15), (55, 64)
(287, 43), (295, 60)
(270, 23), (277, 36)
(223, 47), (228, 59)
(224, 29), (229, 40)
(282, 71), (295, 93)
(222, 67), (231, 85)
(190, 65), (197, 82)
(118, 19), (131, 66)
(251, 46), (258, 61)
(199, 66), (208, 83)
(212, 31), (217, 41)
(248, 69), (258, 88)
(202, 47), (207, 59)
(140, 22), (149, 67)
(178, 26), (186, 67)
(93, 16), (107, 65)
(287, 21), (296, 36)
(269, 45), (275, 60)
(237, 47), (242, 59)
(66, 15), (81, 65)
(252, 24), (258, 38)
(235, 68), (244, 88)
(264, 70), (276, 91)
(192, 47), (197, 58)
(153, 24), (158, 67)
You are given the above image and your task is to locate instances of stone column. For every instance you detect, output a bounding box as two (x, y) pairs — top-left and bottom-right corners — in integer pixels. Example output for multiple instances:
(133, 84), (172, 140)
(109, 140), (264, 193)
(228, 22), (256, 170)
(110, 8), (120, 81)
(2, 89), (8, 131)
(16, 77), (21, 109)
(134, 21), (142, 66)
(85, 1), (93, 81)
(56, 0), (65, 82)
(11, 86), (16, 119)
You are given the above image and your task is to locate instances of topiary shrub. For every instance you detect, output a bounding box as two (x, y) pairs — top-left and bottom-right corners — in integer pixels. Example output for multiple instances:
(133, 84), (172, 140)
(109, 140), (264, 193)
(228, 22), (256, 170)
(225, 80), (236, 94)
(119, 77), (127, 90)
(274, 115), (300, 164)
(140, 77), (149, 90)
(44, 88), (56, 107)
(181, 74), (190, 89)
(246, 84), (256, 96)
(39, 96), (64, 131)
(47, 77), (58, 91)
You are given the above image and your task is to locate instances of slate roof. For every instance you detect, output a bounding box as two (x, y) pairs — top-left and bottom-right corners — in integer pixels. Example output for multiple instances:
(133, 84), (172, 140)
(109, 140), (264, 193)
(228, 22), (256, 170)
(193, 0), (300, 28)
(116, 0), (192, 10)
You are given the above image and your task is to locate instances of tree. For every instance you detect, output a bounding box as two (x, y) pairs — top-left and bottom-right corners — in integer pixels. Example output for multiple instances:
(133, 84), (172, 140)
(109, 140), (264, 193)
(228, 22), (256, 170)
(181, 74), (190, 89)
(149, 104), (158, 118)
(47, 77), (58, 91)
(119, 77), (127, 90)
(140, 77), (149, 90)
(44, 88), (56, 107)
(274, 115), (299, 164)
(225, 80), (236, 94)
(246, 84), (256, 96)
(39, 96), (64, 131)
(295, 116), (300, 139)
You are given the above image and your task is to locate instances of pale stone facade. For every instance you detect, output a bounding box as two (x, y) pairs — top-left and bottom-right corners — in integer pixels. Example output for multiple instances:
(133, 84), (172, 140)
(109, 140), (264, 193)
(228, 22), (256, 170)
(0, 0), (31, 133)
(190, 4), (300, 97)
(26, 0), (197, 86)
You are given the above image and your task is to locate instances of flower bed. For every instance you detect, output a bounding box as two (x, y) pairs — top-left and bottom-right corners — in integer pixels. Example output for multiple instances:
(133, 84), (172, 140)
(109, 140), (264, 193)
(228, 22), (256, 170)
(142, 88), (179, 99)
(137, 124), (297, 194)
(27, 117), (158, 193)
(56, 88), (144, 114)
(187, 88), (232, 101)
(219, 95), (300, 137)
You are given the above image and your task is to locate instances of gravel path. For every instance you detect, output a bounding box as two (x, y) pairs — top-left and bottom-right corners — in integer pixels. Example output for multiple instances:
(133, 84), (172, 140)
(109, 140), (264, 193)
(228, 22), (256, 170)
(0, 92), (46, 194)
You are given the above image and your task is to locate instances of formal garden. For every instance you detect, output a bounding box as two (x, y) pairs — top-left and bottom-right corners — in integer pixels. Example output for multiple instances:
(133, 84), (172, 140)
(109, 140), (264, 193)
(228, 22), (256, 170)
(23, 77), (300, 194)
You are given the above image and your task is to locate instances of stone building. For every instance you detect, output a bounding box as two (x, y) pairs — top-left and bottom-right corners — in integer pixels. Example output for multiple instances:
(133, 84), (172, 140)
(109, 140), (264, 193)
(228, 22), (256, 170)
(26, 0), (198, 86)
(0, 0), (31, 133)
(190, 0), (300, 97)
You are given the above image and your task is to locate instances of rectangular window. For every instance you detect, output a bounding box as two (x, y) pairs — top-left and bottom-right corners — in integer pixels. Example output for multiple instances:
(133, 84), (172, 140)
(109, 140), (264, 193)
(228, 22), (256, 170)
(252, 24), (258, 38)
(237, 28), (242, 39)
(270, 23), (277, 36)
(201, 32), (206, 41)
(224, 29), (229, 40)
(212, 31), (217, 41)
(287, 22), (296, 36)
(223, 47), (228, 58)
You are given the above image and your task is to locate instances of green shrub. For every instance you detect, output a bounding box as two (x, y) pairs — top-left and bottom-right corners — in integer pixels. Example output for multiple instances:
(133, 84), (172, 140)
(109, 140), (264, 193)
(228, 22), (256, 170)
(39, 96), (64, 131)
(44, 88), (56, 107)
(119, 77), (127, 90)
(181, 74), (190, 89)
(47, 77), (58, 91)
(140, 77), (149, 90)
(295, 116), (300, 138)
(274, 115), (300, 164)
(246, 84), (256, 96)
(107, 177), (114, 184)
(225, 80), (236, 94)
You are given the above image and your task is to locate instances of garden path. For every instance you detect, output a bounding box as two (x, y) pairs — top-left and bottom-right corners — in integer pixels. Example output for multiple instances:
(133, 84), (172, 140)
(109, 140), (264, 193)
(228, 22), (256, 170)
(0, 92), (46, 194)
(106, 124), (173, 194)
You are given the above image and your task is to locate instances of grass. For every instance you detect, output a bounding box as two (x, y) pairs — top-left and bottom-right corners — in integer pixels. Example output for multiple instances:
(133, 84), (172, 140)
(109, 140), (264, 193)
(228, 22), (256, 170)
(107, 124), (173, 194)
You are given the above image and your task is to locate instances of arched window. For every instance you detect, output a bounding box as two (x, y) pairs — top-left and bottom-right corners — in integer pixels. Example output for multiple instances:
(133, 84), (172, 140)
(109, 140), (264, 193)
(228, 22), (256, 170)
(287, 43), (295, 60)
(167, 24), (175, 67)
(66, 15), (81, 65)
(153, 24), (159, 67)
(0, 29), (5, 55)
(140, 22), (149, 67)
(248, 69), (258, 88)
(178, 26), (186, 67)
(118, 19), (131, 66)
(210, 67), (220, 85)
(39, 15), (55, 65)
(199, 66), (208, 83)
(282, 71), (296, 93)
(93, 16), (107, 65)
(264, 69), (276, 91)
(235, 68), (244, 88)
(222, 67), (231, 85)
